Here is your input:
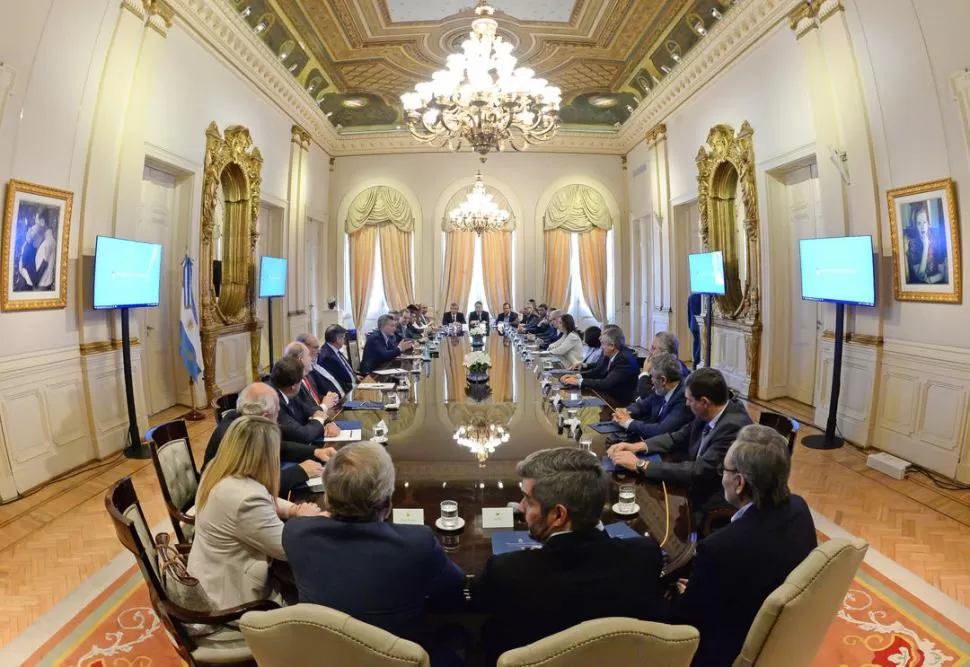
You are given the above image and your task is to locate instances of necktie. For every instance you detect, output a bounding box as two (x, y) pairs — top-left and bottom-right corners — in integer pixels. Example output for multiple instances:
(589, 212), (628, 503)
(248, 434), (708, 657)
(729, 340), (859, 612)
(697, 422), (714, 457)
(303, 377), (320, 404)
(336, 349), (355, 385)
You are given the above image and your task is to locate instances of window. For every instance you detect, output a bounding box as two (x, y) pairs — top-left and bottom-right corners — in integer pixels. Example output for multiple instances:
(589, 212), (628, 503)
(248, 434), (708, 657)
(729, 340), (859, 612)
(564, 231), (613, 328)
(343, 234), (391, 334)
(466, 235), (489, 313)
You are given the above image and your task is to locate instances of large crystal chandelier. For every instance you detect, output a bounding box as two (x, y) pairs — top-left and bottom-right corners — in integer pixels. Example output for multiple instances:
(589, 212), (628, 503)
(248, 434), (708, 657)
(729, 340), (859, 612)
(450, 171), (509, 235)
(400, 0), (562, 160)
(454, 420), (510, 464)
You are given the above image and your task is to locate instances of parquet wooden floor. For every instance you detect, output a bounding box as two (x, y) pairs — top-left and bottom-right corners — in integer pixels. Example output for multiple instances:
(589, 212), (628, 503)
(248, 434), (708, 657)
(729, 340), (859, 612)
(2, 401), (969, 648)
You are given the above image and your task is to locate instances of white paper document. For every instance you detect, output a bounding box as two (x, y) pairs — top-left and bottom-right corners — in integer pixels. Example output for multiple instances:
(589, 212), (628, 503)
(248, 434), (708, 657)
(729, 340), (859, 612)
(392, 508), (425, 525)
(324, 428), (362, 442)
(305, 477), (324, 490)
(482, 507), (515, 528)
(398, 355), (423, 361)
(373, 368), (408, 376)
(356, 382), (395, 390)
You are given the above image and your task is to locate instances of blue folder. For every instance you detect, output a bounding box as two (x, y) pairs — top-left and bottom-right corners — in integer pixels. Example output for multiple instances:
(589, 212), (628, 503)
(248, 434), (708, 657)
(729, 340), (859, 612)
(342, 400), (384, 410)
(491, 523), (641, 555)
(334, 420), (363, 431)
(601, 453), (661, 473)
(589, 421), (624, 435)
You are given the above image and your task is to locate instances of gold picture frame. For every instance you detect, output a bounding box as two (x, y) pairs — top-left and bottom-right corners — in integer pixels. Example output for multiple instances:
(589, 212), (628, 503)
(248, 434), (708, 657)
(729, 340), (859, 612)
(1, 179), (73, 311)
(887, 178), (961, 304)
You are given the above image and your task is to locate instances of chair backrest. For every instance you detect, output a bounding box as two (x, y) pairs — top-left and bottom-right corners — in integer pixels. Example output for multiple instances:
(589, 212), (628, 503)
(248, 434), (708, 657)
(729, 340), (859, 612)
(758, 412), (798, 454)
(497, 618), (700, 667)
(211, 392), (239, 422)
(238, 604), (430, 667)
(732, 537), (868, 667)
(147, 420), (200, 543)
(104, 477), (195, 663)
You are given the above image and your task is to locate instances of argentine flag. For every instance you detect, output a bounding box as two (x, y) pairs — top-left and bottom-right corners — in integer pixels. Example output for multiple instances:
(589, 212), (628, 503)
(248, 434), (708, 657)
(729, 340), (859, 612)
(179, 256), (204, 381)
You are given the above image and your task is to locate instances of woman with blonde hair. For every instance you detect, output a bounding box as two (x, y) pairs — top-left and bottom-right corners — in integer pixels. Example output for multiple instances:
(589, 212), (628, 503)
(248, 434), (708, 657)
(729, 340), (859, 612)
(188, 415), (320, 607)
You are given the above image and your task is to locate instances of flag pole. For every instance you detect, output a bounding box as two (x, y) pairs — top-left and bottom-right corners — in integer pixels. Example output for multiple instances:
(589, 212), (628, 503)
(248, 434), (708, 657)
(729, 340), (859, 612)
(183, 377), (205, 421)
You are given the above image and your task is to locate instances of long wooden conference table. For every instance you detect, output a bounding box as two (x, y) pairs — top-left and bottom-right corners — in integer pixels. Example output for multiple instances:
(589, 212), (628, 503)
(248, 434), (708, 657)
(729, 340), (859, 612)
(294, 331), (695, 579)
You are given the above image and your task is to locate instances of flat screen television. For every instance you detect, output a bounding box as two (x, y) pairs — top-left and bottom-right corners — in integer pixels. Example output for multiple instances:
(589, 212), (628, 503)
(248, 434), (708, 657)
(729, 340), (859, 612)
(799, 235), (876, 307)
(258, 256), (287, 298)
(688, 251), (726, 295)
(93, 236), (163, 309)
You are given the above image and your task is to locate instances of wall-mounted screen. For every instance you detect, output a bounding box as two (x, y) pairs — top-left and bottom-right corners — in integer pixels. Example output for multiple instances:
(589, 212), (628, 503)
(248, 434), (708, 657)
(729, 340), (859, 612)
(688, 251), (726, 295)
(93, 236), (163, 309)
(799, 235), (876, 307)
(258, 256), (287, 298)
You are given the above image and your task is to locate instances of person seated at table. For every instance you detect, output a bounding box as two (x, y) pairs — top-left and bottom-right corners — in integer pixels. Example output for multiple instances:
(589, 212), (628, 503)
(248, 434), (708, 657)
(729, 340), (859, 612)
(517, 303), (540, 330)
(399, 309), (424, 340)
(268, 356), (338, 444)
(546, 313), (584, 366)
(318, 324), (358, 394)
(472, 447), (667, 664)
(559, 328), (639, 405)
(572, 325), (603, 370)
(647, 331), (691, 380)
(670, 425), (816, 665)
(612, 353), (693, 442)
(359, 314), (416, 376)
(203, 382), (334, 495)
(389, 310), (405, 342)
(189, 415), (321, 608)
(283, 441), (466, 663)
(495, 301), (518, 328)
(535, 309), (563, 349)
(406, 304), (430, 334)
(287, 338), (344, 406)
(608, 367), (753, 514)
(519, 303), (548, 334)
(441, 301), (466, 327)
(468, 300), (491, 330)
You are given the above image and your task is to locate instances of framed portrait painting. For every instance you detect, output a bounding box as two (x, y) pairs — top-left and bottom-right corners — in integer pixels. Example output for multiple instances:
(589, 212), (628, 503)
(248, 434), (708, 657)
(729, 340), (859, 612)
(887, 178), (962, 304)
(1, 179), (74, 311)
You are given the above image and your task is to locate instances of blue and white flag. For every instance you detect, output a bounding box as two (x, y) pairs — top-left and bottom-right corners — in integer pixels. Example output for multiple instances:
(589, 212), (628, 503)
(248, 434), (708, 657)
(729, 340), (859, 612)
(179, 255), (204, 381)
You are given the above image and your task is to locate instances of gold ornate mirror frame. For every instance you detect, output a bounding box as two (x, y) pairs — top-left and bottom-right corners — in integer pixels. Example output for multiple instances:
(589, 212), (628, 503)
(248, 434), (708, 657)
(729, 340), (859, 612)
(199, 122), (263, 402)
(696, 121), (762, 396)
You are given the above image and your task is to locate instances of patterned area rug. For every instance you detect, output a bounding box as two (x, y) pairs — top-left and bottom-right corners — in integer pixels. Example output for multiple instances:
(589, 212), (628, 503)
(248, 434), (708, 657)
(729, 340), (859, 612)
(16, 533), (970, 666)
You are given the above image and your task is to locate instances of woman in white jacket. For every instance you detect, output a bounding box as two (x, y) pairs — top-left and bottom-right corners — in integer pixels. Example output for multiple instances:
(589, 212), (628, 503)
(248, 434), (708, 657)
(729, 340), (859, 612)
(547, 313), (585, 367)
(188, 415), (320, 608)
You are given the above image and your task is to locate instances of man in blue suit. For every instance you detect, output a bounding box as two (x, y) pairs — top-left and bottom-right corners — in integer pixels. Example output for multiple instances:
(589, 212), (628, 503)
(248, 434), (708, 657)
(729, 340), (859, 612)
(560, 327), (639, 406)
(318, 324), (358, 393)
(283, 441), (466, 663)
(358, 314), (415, 376)
(613, 353), (693, 441)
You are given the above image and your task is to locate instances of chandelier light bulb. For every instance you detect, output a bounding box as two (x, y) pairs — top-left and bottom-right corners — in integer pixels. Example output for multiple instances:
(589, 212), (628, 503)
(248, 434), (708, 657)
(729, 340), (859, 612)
(449, 171), (510, 235)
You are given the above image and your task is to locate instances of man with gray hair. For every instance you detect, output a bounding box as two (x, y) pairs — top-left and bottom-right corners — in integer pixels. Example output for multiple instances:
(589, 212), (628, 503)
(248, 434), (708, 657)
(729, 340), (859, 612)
(671, 424), (816, 665)
(282, 441), (465, 662)
(295, 333), (348, 400)
(473, 447), (667, 663)
(560, 326), (640, 405)
(201, 381), (333, 494)
(612, 352), (693, 440)
(647, 331), (691, 379)
(359, 313), (415, 375)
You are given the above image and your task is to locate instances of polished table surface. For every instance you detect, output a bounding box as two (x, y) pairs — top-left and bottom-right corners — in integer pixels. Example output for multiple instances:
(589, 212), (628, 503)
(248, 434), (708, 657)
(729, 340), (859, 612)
(301, 333), (694, 578)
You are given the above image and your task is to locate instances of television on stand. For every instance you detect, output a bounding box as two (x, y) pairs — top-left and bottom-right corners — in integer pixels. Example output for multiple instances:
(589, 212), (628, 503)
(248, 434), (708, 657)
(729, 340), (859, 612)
(798, 235), (876, 450)
(93, 236), (164, 459)
(687, 251), (726, 368)
(259, 256), (288, 367)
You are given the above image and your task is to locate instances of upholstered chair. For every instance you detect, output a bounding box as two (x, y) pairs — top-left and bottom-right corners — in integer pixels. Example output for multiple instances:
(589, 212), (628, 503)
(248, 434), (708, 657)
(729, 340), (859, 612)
(147, 419), (200, 543)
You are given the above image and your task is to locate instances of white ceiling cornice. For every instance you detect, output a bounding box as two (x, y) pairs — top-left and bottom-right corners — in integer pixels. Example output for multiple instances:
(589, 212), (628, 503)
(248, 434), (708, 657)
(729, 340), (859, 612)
(168, 0), (802, 158)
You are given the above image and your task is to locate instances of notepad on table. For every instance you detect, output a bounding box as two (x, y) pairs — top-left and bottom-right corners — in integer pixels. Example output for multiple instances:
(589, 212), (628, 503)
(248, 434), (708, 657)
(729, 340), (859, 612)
(304, 477), (325, 491)
(356, 382), (395, 390)
(324, 429), (362, 443)
(342, 400), (384, 410)
(590, 421), (624, 434)
(373, 368), (408, 376)
(334, 420), (363, 431)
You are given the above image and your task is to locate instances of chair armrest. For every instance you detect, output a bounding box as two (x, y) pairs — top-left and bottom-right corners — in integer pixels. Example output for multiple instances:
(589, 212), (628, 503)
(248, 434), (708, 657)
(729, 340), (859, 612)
(174, 510), (195, 525)
(175, 543), (192, 556)
(163, 598), (281, 625)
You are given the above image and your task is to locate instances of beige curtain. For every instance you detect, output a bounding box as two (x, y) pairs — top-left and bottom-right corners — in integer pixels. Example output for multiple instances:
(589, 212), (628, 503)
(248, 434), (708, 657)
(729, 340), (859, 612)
(349, 226), (378, 330)
(442, 230), (476, 312)
(378, 225), (415, 310)
(346, 186), (414, 233)
(578, 227), (608, 323)
(481, 231), (512, 312)
(543, 184), (613, 232)
(543, 229), (571, 308)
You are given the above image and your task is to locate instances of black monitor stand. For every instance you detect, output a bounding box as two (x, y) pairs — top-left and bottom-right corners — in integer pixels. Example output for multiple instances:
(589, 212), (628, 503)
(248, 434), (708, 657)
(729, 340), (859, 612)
(266, 296), (275, 370)
(802, 302), (845, 450)
(704, 294), (714, 368)
(120, 307), (150, 459)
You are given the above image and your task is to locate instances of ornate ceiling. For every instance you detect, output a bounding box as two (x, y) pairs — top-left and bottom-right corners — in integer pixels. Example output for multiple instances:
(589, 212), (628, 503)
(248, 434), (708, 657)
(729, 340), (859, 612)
(227, 0), (737, 131)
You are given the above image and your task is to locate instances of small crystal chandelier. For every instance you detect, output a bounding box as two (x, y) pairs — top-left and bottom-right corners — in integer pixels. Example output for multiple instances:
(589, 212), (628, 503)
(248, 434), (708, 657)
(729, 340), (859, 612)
(449, 172), (510, 235)
(400, 0), (562, 160)
(454, 420), (510, 465)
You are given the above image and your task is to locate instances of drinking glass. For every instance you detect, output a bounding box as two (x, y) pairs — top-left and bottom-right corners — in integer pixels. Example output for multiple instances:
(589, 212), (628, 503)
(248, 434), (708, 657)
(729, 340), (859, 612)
(618, 484), (637, 512)
(440, 500), (459, 529)
(569, 391), (580, 402)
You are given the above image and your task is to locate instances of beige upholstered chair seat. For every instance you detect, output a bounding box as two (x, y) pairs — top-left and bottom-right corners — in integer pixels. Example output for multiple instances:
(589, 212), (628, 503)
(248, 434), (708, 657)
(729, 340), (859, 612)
(733, 537), (868, 667)
(191, 628), (252, 664)
(158, 437), (199, 510)
(497, 617), (700, 667)
(239, 603), (430, 667)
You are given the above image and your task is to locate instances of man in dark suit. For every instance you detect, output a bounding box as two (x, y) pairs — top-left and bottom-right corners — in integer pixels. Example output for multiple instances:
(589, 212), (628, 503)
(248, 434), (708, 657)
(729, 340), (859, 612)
(267, 355), (338, 444)
(318, 324), (358, 393)
(283, 442), (466, 664)
(671, 425), (817, 665)
(559, 327), (639, 405)
(468, 300), (491, 330)
(519, 303), (548, 334)
(441, 301), (466, 327)
(472, 448), (667, 664)
(613, 353), (694, 441)
(608, 367), (753, 513)
(284, 339), (342, 411)
(495, 302), (519, 328)
(400, 310), (424, 340)
(295, 333), (348, 400)
(517, 304), (540, 330)
(359, 314), (415, 376)
(202, 382), (332, 495)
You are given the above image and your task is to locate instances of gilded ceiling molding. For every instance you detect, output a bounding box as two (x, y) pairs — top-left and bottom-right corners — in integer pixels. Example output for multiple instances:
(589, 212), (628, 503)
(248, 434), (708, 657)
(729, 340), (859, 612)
(145, 0), (175, 36)
(291, 124), (311, 150)
(646, 123), (667, 146)
(818, 0), (845, 23)
(121, 0), (147, 20)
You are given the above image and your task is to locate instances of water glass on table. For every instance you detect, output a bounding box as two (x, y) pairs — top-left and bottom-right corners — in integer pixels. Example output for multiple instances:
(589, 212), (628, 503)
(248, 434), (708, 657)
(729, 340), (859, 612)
(618, 484), (637, 512)
(440, 500), (460, 530)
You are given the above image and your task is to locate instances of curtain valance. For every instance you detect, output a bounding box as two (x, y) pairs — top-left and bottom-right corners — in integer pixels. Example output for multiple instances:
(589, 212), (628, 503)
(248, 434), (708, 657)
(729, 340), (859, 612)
(441, 184), (516, 231)
(542, 184), (613, 232)
(345, 185), (414, 233)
